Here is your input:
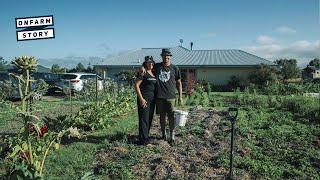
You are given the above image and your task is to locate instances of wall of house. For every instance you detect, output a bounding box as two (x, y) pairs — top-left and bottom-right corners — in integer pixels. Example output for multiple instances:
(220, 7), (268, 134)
(95, 66), (137, 81)
(312, 70), (320, 79)
(96, 66), (257, 85)
(196, 67), (256, 85)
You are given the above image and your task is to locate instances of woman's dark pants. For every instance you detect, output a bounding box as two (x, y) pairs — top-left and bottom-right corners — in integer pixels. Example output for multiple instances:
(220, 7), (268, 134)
(137, 98), (155, 143)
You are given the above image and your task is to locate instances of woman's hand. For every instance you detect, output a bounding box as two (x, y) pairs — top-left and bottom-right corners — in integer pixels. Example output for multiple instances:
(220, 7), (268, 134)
(140, 98), (147, 108)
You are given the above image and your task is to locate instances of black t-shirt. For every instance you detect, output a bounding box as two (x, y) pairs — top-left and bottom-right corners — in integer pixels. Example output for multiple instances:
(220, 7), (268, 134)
(155, 63), (181, 99)
(137, 72), (157, 100)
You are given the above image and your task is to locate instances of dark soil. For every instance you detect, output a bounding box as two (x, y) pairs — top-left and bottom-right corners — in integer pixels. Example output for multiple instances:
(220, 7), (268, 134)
(94, 106), (245, 179)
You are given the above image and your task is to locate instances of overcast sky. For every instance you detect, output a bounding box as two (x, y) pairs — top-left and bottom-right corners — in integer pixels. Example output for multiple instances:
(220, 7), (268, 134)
(0, 0), (319, 67)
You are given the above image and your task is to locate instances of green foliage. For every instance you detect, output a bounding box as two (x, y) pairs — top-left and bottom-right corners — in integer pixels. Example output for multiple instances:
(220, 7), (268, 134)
(2, 56), (70, 179)
(0, 56), (7, 72)
(50, 64), (67, 73)
(205, 82), (212, 94)
(248, 64), (279, 86)
(0, 80), (17, 102)
(75, 63), (86, 72)
(282, 96), (320, 123)
(248, 82), (320, 96)
(227, 75), (248, 91)
(74, 87), (135, 130)
(237, 108), (320, 179)
(275, 59), (301, 79)
(308, 58), (320, 68)
(115, 70), (137, 86)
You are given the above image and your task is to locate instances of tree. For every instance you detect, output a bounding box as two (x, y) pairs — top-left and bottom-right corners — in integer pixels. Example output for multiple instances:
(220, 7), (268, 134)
(275, 59), (300, 79)
(75, 63), (86, 72)
(115, 70), (136, 86)
(0, 56), (7, 71)
(308, 58), (320, 68)
(248, 64), (278, 86)
(85, 66), (94, 73)
(51, 64), (67, 73)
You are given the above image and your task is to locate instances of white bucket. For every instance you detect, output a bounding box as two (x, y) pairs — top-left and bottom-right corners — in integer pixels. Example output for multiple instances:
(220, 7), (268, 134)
(175, 110), (189, 127)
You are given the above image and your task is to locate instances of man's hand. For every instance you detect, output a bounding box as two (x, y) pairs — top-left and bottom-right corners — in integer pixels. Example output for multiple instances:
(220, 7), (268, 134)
(178, 96), (183, 106)
(139, 66), (146, 75)
(140, 98), (147, 108)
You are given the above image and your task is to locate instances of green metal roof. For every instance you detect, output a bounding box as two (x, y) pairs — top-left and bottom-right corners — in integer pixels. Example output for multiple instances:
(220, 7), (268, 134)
(101, 46), (274, 67)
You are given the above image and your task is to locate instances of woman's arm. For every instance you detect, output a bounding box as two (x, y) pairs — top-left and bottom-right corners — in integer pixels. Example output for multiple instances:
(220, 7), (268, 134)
(134, 79), (147, 108)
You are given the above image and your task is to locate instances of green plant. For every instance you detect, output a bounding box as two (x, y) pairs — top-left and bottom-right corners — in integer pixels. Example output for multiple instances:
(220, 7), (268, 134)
(74, 88), (136, 130)
(0, 80), (17, 101)
(3, 56), (70, 178)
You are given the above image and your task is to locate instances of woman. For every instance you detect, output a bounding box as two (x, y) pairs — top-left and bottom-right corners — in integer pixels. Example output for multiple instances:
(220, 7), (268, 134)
(134, 56), (157, 145)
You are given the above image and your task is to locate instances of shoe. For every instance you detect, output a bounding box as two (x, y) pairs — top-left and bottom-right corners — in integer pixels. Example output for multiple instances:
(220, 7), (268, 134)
(161, 130), (167, 140)
(168, 138), (175, 145)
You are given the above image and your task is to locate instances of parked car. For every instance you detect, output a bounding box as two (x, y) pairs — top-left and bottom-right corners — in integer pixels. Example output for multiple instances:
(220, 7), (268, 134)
(32, 72), (62, 94)
(0, 72), (47, 101)
(58, 73), (103, 92)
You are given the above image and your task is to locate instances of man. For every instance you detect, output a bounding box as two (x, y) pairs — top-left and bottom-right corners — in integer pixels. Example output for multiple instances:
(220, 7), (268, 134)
(141, 48), (183, 144)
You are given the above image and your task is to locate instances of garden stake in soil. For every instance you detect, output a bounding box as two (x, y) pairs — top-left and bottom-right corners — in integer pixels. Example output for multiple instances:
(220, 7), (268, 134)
(95, 74), (98, 103)
(228, 107), (238, 180)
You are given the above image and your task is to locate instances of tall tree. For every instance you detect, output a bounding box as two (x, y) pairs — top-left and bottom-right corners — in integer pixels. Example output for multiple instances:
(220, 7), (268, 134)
(248, 64), (278, 85)
(51, 64), (67, 73)
(0, 56), (7, 71)
(75, 63), (86, 72)
(275, 59), (300, 79)
(308, 58), (320, 68)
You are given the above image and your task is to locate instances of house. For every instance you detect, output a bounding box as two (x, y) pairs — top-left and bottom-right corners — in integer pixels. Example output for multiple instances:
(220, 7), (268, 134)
(309, 66), (320, 79)
(94, 46), (274, 85)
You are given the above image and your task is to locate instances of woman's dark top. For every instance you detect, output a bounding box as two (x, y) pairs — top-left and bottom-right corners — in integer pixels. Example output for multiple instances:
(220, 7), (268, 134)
(137, 72), (157, 100)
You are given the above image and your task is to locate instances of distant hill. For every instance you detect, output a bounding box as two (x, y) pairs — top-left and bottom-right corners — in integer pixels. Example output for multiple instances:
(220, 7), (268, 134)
(38, 56), (105, 68)
(4, 64), (50, 73)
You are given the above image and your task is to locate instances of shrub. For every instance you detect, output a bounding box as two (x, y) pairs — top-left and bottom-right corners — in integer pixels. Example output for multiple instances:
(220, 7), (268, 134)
(282, 96), (320, 123)
(74, 89), (135, 130)
(0, 80), (17, 101)
(248, 64), (279, 86)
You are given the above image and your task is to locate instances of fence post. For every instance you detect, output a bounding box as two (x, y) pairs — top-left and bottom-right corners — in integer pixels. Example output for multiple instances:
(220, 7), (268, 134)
(69, 80), (72, 116)
(95, 74), (98, 103)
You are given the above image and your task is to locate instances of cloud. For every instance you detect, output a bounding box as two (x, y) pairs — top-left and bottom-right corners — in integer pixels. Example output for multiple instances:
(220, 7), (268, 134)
(276, 26), (296, 33)
(98, 43), (110, 52)
(256, 35), (277, 44)
(243, 39), (320, 66)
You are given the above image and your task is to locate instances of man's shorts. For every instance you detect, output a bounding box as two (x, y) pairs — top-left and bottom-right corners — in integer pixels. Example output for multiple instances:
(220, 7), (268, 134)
(156, 98), (175, 114)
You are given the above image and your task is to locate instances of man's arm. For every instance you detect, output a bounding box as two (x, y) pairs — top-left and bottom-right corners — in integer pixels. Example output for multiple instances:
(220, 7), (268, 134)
(176, 79), (182, 98)
(175, 65), (183, 104)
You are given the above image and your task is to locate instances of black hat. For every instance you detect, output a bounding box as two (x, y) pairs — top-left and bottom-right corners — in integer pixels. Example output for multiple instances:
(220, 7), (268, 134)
(144, 55), (153, 61)
(161, 48), (172, 56)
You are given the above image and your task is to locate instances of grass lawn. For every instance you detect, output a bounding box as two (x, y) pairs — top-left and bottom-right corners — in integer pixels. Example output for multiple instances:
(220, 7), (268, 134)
(44, 112), (138, 179)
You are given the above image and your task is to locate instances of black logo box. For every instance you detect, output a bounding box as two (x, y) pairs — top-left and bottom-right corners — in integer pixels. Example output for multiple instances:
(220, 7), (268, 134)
(15, 15), (54, 29)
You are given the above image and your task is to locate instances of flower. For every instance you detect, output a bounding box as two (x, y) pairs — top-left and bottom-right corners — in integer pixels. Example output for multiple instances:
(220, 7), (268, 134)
(39, 124), (48, 138)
